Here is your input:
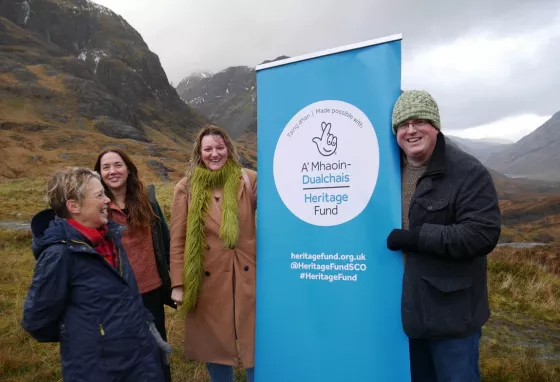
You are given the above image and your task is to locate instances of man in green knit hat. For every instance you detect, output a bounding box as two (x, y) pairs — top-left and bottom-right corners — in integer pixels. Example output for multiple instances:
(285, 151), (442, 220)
(386, 90), (501, 381)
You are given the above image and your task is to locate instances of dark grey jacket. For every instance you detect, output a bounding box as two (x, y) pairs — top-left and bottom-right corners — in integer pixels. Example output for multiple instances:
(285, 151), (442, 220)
(147, 185), (175, 309)
(402, 133), (501, 339)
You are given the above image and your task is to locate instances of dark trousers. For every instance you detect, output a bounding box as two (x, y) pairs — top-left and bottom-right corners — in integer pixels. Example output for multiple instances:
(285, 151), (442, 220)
(142, 287), (172, 382)
(206, 363), (254, 382)
(409, 329), (481, 382)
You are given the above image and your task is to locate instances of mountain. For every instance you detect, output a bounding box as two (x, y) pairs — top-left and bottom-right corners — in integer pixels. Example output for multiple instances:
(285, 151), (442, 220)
(446, 136), (510, 163)
(478, 137), (514, 145)
(0, 0), (208, 180)
(175, 57), (289, 139)
(485, 112), (560, 181)
(176, 66), (256, 139)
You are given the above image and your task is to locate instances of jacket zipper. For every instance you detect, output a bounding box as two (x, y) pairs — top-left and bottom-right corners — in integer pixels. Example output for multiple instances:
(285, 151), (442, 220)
(97, 316), (105, 336)
(118, 248), (123, 277)
(70, 239), (124, 279)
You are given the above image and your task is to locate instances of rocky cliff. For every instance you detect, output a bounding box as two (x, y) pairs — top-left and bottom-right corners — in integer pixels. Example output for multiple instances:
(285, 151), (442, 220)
(176, 56), (289, 139)
(0, 0), (208, 179)
(177, 66), (256, 138)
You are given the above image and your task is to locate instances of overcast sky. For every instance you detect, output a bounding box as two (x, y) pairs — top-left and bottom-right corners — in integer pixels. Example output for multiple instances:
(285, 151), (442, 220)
(94, 0), (559, 142)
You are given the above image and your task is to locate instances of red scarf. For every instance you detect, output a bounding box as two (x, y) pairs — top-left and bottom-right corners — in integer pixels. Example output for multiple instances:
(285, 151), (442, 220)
(68, 219), (119, 269)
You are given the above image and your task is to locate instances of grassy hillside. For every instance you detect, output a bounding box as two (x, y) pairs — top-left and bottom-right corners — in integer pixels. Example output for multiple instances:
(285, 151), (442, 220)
(499, 196), (560, 243)
(0, 1), (209, 181)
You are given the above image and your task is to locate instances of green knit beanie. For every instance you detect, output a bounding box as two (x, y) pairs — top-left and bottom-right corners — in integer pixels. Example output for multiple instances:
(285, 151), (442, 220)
(392, 90), (441, 134)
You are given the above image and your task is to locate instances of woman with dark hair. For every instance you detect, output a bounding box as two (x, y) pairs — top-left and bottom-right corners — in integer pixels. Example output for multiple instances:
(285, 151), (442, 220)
(22, 167), (166, 382)
(94, 149), (173, 382)
(169, 125), (257, 382)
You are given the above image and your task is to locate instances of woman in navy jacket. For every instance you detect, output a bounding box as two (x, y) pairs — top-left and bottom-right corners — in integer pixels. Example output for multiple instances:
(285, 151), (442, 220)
(21, 167), (166, 382)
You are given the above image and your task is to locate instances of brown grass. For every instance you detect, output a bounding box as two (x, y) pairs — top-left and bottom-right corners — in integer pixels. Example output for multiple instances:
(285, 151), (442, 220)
(0, 230), (61, 382)
(0, 125), (193, 182)
(25, 65), (67, 92)
(480, 344), (560, 382)
(0, 73), (19, 85)
(488, 248), (559, 322)
(491, 246), (559, 274)
(499, 196), (560, 243)
(0, 178), (49, 221)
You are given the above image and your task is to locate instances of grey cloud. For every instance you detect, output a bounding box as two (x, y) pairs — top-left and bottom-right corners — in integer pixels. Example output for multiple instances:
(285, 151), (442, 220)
(433, 32), (560, 130)
(95, 0), (558, 81)
(94, 0), (560, 134)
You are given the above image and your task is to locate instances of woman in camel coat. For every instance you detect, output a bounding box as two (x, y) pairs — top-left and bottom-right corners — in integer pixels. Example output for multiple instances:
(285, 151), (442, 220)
(169, 125), (257, 382)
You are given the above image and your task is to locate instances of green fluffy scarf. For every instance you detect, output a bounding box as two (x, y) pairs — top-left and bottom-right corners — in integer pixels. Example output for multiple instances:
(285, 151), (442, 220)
(181, 159), (241, 313)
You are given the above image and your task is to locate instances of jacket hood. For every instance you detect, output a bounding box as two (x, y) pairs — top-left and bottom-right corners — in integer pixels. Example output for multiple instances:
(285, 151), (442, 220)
(31, 209), (70, 260)
(30, 209), (125, 260)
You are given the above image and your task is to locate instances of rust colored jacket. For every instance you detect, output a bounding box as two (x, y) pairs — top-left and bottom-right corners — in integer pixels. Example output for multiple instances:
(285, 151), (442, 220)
(169, 169), (257, 367)
(108, 202), (162, 294)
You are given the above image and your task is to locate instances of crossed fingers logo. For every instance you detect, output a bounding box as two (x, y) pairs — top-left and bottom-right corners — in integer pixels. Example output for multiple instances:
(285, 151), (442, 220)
(312, 122), (338, 156)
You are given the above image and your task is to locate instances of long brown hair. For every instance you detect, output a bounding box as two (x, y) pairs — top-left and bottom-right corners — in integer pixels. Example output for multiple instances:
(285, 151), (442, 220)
(94, 148), (154, 229)
(188, 124), (241, 178)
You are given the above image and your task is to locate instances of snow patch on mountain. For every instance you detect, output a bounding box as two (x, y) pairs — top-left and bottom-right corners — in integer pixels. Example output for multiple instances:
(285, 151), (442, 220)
(21, 1), (30, 26)
(188, 96), (205, 106)
(193, 71), (212, 79)
(84, 0), (113, 16)
(77, 48), (108, 73)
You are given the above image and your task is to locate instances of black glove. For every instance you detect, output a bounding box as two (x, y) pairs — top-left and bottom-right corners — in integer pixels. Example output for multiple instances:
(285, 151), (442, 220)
(387, 228), (420, 252)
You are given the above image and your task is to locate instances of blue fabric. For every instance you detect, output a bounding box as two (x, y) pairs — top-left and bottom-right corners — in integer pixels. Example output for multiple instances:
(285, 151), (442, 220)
(22, 210), (163, 382)
(409, 329), (481, 382)
(255, 38), (409, 382)
(206, 363), (254, 382)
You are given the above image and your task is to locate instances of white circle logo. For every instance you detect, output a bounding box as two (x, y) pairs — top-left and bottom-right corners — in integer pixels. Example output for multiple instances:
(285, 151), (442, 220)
(273, 100), (379, 226)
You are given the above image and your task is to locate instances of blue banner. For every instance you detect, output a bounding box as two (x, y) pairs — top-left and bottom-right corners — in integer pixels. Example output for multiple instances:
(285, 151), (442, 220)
(255, 35), (409, 381)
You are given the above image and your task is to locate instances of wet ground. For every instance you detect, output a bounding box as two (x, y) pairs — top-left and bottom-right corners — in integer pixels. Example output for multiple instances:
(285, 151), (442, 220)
(483, 311), (560, 361)
(0, 221), (30, 231)
(497, 242), (547, 248)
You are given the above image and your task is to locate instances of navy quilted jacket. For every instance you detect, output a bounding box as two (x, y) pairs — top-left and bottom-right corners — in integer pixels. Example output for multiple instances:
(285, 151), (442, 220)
(22, 209), (164, 382)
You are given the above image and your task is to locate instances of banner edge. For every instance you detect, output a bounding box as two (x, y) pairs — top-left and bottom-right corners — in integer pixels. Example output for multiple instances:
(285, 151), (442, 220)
(255, 33), (402, 72)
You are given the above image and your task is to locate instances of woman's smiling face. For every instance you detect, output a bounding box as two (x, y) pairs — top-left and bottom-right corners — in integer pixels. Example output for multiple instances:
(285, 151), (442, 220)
(99, 151), (129, 191)
(201, 134), (228, 171)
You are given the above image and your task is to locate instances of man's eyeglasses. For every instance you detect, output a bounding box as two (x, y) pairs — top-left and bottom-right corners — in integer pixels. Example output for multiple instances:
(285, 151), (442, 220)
(397, 119), (428, 131)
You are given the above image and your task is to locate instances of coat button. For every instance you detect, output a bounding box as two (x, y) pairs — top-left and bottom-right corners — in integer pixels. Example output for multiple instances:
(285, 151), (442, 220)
(244, 266), (249, 271)
(205, 271), (210, 276)
(428, 206), (433, 211)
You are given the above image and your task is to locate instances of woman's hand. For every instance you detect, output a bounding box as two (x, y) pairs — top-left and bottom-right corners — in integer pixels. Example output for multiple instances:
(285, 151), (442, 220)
(171, 287), (183, 306)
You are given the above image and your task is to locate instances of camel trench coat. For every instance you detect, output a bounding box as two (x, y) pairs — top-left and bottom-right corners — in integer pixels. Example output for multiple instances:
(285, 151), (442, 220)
(169, 169), (257, 367)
